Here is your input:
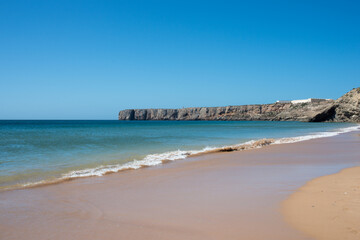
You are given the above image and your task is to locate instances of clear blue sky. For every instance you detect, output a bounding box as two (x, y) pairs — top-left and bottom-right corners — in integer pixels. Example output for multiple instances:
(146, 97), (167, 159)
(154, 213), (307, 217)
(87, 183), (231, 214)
(0, 0), (359, 119)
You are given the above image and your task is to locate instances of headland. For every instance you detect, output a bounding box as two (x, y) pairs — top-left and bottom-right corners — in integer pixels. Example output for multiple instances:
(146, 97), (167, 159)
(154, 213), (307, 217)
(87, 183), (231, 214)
(119, 87), (360, 122)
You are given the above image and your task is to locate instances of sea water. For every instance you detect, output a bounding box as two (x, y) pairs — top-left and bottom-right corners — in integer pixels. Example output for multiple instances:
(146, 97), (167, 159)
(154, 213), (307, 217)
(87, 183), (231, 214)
(0, 120), (358, 190)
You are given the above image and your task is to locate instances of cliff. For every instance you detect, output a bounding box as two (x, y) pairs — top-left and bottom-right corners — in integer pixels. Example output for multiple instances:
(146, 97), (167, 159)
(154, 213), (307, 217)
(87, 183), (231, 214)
(118, 88), (360, 123)
(331, 87), (360, 122)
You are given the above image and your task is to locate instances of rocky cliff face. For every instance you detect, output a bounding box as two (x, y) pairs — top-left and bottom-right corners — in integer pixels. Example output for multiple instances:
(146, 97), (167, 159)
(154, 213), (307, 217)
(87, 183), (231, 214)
(118, 88), (360, 123)
(118, 104), (292, 121)
(332, 88), (360, 122)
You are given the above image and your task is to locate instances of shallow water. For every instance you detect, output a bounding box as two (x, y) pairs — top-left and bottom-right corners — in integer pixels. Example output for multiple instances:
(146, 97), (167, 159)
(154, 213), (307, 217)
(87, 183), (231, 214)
(0, 120), (357, 189)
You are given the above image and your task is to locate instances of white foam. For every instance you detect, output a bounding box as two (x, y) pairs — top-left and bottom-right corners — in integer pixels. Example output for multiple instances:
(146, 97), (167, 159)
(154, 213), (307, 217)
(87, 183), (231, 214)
(62, 147), (217, 179)
(274, 125), (360, 144)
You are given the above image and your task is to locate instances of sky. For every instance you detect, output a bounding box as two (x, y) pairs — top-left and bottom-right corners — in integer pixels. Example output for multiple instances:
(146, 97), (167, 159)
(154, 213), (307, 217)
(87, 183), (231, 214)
(0, 0), (359, 119)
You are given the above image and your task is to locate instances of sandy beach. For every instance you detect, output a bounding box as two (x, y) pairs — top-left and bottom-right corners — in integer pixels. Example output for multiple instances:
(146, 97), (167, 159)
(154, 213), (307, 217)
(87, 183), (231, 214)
(1, 131), (359, 240)
(283, 166), (360, 240)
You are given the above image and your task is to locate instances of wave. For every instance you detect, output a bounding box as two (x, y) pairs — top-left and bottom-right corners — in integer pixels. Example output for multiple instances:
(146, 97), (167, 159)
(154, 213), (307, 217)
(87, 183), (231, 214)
(3, 124), (360, 191)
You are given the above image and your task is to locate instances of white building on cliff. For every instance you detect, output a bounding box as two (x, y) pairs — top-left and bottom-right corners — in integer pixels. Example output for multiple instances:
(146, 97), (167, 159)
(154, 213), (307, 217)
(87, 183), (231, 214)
(290, 98), (331, 104)
(276, 98), (331, 104)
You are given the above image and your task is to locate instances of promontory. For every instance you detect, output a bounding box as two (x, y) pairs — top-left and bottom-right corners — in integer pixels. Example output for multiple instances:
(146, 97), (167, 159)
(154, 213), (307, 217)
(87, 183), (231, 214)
(118, 87), (360, 123)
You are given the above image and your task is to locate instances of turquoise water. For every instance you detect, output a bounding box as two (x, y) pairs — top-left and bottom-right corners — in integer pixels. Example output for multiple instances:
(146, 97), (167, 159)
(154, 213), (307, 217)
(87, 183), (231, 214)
(0, 120), (357, 189)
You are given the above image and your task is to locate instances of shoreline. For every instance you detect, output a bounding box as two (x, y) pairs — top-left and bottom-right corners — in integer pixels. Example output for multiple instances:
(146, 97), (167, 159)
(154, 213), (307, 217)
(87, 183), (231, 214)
(2, 124), (359, 192)
(282, 166), (360, 240)
(1, 130), (359, 239)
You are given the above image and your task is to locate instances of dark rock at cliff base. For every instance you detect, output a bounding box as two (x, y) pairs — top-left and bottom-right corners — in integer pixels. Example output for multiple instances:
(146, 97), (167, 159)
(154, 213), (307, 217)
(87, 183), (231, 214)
(118, 88), (360, 123)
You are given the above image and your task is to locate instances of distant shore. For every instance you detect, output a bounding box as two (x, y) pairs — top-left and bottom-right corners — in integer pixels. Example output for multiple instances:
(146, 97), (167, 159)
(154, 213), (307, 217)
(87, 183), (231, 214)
(118, 87), (360, 122)
(1, 128), (359, 239)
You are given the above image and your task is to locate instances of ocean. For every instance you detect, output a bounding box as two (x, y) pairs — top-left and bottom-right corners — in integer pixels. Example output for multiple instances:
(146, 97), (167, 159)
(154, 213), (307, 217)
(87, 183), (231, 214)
(0, 120), (358, 190)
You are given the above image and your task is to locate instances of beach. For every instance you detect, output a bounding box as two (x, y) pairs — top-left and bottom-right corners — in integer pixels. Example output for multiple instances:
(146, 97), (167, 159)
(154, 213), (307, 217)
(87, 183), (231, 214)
(0, 130), (359, 240)
(2, 1), (359, 239)
(283, 166), (360, 240)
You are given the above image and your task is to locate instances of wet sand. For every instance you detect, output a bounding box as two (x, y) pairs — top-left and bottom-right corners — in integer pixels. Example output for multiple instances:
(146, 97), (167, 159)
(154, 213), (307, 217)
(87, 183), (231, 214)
(0, 131), (359, 240)
(282, 166), (360, 240)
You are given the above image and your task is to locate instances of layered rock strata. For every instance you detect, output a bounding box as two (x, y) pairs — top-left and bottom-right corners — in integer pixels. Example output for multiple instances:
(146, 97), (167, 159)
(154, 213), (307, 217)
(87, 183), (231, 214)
(118, 88), (360, 123)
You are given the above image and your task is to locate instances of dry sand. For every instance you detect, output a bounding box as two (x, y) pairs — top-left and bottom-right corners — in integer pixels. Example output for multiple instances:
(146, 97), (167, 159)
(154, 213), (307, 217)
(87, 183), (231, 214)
(282, 166), (360, 240)
(0, 131), (359, 240)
